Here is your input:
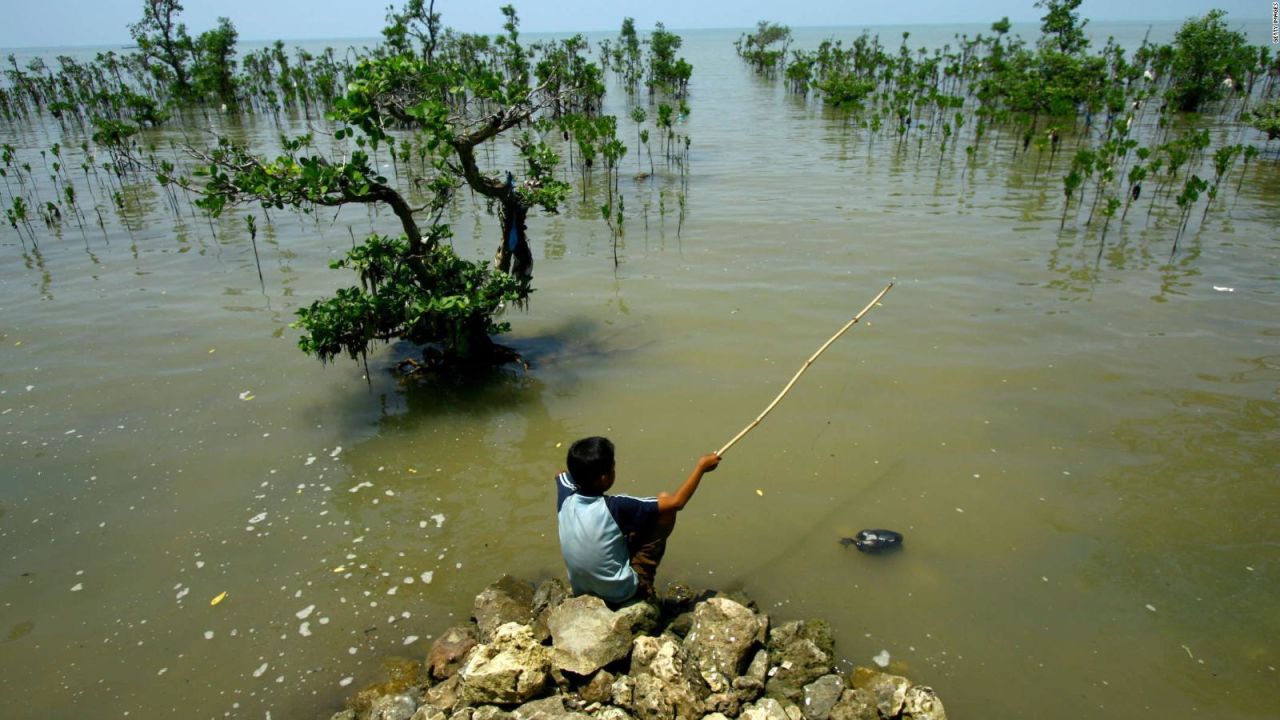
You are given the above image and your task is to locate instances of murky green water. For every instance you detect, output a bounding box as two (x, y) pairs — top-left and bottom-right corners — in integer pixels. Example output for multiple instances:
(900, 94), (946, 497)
(2, 23), (1278, 719)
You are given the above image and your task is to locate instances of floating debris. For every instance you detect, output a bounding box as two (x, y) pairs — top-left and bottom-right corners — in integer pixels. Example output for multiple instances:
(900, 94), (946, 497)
(420, 571), (434, 584)
(299, 622), (312, 637)
(330, 446), (343, 458)
(339, 676), (354, 687)
(296, 604), (315, 620)
(1212, 286), (1235, 293)
(430, 513), (446, 528)
(252, 662), (269, 678)
(403, 635), (419, 646)
(1145, 604), (1157, 612)
(238, 391), (255, 401)
(841, 530), (904, 554)
(873, 650), (891, 668)
(70, 583), (83, 592)
(211, 591), (228, 606)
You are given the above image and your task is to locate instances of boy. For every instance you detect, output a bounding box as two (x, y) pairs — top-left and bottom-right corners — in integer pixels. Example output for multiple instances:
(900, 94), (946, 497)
(556, 436), (721, 604)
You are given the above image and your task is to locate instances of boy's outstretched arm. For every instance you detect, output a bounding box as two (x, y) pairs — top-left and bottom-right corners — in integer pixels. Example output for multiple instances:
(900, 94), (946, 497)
(657, 453), (721, 516)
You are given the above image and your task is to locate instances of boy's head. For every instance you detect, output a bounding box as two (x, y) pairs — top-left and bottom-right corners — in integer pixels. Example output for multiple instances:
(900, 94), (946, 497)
(567, 436), (615, 494)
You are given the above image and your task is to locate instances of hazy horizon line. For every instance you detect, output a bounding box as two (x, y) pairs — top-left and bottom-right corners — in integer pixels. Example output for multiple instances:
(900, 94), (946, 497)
(1, 17), (1211, 53)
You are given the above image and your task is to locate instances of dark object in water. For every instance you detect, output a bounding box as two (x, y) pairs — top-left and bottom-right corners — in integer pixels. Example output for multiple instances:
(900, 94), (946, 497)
(839, 529), (904, 553)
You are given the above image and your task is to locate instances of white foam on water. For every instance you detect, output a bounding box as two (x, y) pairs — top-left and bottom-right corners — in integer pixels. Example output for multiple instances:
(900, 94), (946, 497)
(420, 571), (433, 584)
(253, 662), (269, 678)
(339, 676), (354, 687)
(330, 446), (342, 458)
(403, 635), (419, 646)
(248, 512), (267, 524)
(430, 513), (446, 528)
(299, 622), (312, 637)
(204, 631), (214, 640)
(296, 604), (315, 619)
(70, 583), (83, 592)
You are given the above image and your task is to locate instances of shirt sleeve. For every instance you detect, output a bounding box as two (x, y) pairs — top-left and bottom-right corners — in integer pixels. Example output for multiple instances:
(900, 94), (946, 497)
(556, 472), (577, 511)
(604, 494), (658, 536)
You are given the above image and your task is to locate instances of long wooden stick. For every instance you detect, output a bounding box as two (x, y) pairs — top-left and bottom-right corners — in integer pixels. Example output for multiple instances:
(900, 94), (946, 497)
(716, 282), (893, 457)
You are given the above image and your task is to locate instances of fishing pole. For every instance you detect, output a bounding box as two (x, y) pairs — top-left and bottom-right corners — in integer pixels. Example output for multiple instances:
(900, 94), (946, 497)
(716, 282), (893, 457)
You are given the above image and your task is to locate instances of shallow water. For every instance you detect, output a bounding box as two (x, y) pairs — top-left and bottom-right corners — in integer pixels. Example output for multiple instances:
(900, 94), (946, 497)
(2, 21), (1279, 720)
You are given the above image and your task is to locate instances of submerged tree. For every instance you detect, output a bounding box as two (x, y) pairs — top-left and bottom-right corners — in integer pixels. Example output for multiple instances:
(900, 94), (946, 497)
(192, 17), (238, 105)
(1247, 98), (1280, 141)
(736, 21), (792, 75)
(1166, 10), (1252, 111)
(1035, 0), (1089, 55)
(332, 4), (590, 284)
(129, 0), (195, 98)
(179, 3), (626, 370)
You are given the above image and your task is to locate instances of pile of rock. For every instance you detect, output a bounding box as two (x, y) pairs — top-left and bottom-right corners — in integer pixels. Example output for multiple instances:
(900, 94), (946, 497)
(332, 575), (946, 720)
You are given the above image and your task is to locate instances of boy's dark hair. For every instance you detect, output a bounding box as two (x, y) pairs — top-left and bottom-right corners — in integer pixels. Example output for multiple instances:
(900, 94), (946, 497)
(567, 436), (615, 492)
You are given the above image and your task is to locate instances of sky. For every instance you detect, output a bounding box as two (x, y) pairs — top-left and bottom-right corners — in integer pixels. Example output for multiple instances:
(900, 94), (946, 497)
(0, 0), (1266, 49)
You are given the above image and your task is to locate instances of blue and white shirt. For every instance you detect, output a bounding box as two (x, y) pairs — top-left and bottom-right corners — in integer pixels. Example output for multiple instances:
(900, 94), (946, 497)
(556, 472), (658, 603)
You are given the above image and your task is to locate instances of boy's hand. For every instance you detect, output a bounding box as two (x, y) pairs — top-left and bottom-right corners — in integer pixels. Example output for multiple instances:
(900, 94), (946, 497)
(697, 453), (721, 473)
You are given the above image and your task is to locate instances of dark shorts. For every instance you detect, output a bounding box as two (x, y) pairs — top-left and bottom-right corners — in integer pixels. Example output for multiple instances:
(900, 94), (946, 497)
(626, 511), (676, 600)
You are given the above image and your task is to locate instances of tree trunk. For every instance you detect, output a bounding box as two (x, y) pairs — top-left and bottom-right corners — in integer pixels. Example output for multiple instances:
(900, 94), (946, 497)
(372, 184), (427, 255)
(446, 317), (498, 364)
(496, 194), (532, 283)
(450, 139), (533, 287)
